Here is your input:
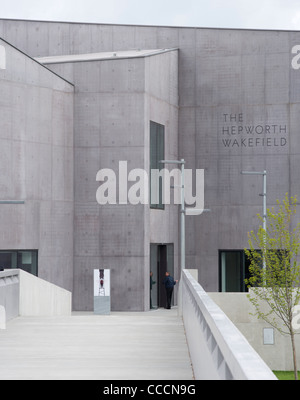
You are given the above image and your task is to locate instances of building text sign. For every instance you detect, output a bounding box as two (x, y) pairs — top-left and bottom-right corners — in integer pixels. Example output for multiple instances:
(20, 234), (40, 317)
(221, 113), (288, 149)
(0, 45), (6, 70)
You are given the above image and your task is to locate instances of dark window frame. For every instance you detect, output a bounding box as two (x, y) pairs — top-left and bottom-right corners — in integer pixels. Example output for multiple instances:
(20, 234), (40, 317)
(0, 250), (38, 276)
(219, 250), (250, 293)
(150, 121), (165, 210)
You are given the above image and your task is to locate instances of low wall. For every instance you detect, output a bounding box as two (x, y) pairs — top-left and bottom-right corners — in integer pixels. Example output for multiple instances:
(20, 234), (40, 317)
(19, 270), (72, 316)
(0, 269), (72, 323)
(209, 292), (300, 372)
(0, 270), (19, 324)
(181, 269), (276, 380)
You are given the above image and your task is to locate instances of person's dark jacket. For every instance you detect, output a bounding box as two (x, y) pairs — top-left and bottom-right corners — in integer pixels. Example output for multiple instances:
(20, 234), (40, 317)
(163, 276), (177, 289)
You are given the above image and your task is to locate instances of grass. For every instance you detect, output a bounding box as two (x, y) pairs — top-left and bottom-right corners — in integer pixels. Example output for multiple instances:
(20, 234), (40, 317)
(273, 371), (300, 380)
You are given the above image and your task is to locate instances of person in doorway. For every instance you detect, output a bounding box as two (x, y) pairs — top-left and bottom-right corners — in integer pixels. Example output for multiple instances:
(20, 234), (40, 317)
(163, 272), (178, 309)
(150, 271), (156, 309)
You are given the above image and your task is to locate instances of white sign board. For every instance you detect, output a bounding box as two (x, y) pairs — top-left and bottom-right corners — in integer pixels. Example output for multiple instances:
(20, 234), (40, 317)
(263, 328), (274, 345)
(94, 269), (110, 297)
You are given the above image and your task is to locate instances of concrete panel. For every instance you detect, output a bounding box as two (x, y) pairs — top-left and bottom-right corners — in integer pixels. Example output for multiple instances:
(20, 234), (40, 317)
(265, 53), (290, 105)
(196, 28), (243, 57)
(19, 269), (72, 316)
(94, 296), (110, 315)
(0, 37), (74, 295)
(99, 58), (145, 94)
(98, 205), (146, 257)
(74, 93), (101, 148)
(111, 25), (136, 51)
(74, 147), (99, 203)
(241, 54), (265, 105)
(48, 22), (71, 56)
(99, 93), (146, 148)
(74, 204), (101, 258)
(240, 29), (289, 55)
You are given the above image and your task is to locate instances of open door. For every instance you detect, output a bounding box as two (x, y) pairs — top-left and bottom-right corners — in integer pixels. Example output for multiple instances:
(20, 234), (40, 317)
(150, 244), (174, 308)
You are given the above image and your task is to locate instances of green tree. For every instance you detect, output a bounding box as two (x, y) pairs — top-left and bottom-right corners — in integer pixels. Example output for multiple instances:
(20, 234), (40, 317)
(245, 194), (300, 381)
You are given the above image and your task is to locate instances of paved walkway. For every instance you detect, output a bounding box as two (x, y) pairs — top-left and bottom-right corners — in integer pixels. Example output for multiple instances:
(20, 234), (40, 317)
(0, 308), (194, 380)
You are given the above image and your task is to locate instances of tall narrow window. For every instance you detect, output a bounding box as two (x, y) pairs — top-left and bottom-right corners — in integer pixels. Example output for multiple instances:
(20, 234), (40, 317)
(150, 121), (165, 210)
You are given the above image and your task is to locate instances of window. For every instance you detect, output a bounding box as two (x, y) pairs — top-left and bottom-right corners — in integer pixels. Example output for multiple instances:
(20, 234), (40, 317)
(150, 121), (165, 209)
(0, 250), (38, 276)
(219, 250), (251, 292)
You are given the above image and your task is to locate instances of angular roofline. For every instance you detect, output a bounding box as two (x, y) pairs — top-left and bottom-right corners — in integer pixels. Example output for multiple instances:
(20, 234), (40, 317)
(0, 35), (74, 87)
(35, 48), (178, 66)
(0, 17), (299, 34)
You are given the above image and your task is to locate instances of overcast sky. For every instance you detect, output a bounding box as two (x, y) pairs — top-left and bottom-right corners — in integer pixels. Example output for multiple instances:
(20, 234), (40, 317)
(0, 0), (300, 30)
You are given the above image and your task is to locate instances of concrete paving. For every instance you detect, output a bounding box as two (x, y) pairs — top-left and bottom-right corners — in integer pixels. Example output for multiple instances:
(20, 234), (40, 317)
(0, 307), (194, 381)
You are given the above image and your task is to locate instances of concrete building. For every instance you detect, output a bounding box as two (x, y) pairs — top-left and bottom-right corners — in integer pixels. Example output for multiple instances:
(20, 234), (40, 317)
(0, 19), (300, 312)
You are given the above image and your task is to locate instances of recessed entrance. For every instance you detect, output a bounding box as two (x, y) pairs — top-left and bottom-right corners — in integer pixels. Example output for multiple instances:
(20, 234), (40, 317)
(150, 244), (174, 308)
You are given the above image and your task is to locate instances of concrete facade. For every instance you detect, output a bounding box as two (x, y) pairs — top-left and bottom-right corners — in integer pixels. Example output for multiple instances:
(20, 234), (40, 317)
(0, 37), (74, 293)
(0, 19), (300, 311)
(40, 49), (179, 311)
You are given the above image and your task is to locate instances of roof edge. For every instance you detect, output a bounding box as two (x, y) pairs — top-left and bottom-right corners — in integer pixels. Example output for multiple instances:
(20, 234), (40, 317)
(35, 48), (178, 66)
(0, 35), (75, 87)
(0, 17), (299, 34)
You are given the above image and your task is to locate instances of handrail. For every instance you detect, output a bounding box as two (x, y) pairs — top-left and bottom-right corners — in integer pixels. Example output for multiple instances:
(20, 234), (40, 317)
(181, 269), (277, 380)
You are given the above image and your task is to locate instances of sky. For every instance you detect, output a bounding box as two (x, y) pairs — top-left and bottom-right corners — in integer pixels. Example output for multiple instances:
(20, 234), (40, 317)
(0, 0), (300, 31)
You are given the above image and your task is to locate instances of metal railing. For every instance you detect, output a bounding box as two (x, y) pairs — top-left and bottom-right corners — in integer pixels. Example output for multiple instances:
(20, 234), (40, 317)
(181, 269), (277, 380)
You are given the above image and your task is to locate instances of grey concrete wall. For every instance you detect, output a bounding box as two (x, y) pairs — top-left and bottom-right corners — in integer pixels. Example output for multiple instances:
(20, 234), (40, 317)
(192, 29), (300, 290)
(146, 50), (179, 304)
(209, 292), (300, 371)
(19, 269), (72, 316)
(0, 38), (74, 292)
(49, 57), (147, 311)
(48, 50), (178, 311)
(1, 20), (300, 303)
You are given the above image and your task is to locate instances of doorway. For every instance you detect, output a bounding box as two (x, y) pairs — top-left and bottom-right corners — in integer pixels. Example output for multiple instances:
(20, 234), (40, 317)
(150, 244), (174, 308)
